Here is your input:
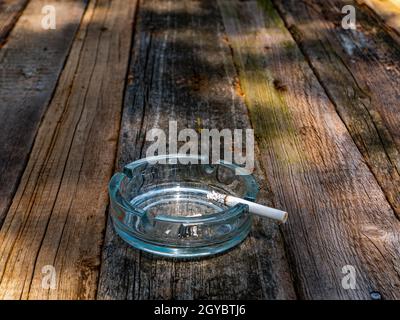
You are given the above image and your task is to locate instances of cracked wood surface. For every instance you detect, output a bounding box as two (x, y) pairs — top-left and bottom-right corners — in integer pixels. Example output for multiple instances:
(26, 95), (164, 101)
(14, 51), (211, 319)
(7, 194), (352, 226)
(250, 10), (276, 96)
(218, 0), (400, 299)
(0, 0), (87, 226)
(0, 0), (137, 299)
(97, 0), (295, 300)
(0, 0), (29, 45)
(358, 0), (400, 35)
(0, 0), (399, 299)
(272, 0), (400, 217)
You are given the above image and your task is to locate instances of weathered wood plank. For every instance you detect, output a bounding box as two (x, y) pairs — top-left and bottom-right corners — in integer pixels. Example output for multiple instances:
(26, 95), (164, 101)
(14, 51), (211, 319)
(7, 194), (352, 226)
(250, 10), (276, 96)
(0, 0), (137, 299)
(97, 0), (295, 300)
(271, 0), (400, 217)
(0, 0), (29, 45)
(357, 0), (400, 34)
(218, 0), (400, 299)
(0, 0), (88, 226)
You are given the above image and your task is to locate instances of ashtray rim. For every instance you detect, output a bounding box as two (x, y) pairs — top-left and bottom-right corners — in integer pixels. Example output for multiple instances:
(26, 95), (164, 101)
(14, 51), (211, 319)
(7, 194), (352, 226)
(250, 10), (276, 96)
(109, 154), (259, 224)
(108, 154), (259, 258)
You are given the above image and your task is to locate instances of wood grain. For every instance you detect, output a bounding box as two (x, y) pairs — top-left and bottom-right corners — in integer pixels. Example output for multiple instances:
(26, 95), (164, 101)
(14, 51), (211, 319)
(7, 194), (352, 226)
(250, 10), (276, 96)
(271, 0), (400, 217)
(357, 0), (400, 34)
(97, 0), (296, 300)
(0, 0), (137, 299)
(0, 0), (87, 226)
(0, 0), (29, 45)
(218, 0), (400, 299)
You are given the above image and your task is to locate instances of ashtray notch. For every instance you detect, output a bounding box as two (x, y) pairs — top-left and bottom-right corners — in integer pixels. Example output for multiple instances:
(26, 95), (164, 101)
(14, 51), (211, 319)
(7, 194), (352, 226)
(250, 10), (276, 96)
(108, 154), (258, 258)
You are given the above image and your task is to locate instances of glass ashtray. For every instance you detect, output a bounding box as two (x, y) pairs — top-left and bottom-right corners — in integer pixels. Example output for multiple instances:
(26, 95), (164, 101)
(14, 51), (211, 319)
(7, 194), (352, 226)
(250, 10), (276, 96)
(108, 154), (259, 258)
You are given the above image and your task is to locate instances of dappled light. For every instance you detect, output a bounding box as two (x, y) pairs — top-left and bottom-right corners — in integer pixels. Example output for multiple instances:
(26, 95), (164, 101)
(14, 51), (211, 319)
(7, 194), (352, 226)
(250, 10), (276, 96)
(0, 0), (399, 301)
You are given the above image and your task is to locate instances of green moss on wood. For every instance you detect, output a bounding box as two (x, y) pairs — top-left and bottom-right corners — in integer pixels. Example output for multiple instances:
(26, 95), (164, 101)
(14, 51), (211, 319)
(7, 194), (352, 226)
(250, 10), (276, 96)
(257, 0), (286, 30)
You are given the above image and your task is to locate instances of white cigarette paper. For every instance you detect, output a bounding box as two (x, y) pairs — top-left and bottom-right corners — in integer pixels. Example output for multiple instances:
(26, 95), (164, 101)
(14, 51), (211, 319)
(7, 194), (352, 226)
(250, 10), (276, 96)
(207, 191), (288, 223)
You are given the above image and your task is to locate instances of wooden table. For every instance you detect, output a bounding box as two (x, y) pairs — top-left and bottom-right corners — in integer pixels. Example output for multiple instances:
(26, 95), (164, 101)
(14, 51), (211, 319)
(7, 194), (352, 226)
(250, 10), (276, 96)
(0, 0), (399, 300)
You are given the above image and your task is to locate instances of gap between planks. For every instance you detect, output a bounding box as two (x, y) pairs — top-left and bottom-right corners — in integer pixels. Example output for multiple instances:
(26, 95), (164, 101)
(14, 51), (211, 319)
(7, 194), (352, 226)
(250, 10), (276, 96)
(0, 0), (137, 299)
(97, 0), (296, 300)
(218, 0), (400, 299)
(271, 0), (400, 218)
(0, 0), (89, 227)
(0, 0), (30, 46)
(357, 0), (400, 37)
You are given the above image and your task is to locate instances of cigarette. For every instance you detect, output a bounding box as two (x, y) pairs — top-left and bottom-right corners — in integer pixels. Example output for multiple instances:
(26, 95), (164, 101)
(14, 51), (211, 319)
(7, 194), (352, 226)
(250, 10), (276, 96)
(207, 191), (288, 223)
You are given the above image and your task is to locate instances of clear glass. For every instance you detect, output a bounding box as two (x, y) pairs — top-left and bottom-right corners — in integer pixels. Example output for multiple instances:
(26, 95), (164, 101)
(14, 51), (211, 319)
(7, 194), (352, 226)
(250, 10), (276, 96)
(109, 154), (259, 258)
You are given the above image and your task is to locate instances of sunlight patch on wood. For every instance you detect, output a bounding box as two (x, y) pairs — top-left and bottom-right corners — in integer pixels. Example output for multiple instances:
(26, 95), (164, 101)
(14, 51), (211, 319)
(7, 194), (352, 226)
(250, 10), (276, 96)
(358, 0), (400, 33)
